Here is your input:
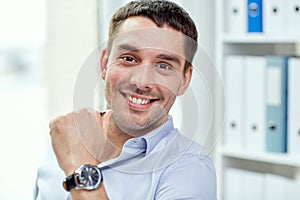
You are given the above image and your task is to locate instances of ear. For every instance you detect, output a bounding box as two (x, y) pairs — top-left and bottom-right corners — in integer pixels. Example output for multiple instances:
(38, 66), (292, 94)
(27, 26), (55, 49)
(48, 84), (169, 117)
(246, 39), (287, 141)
(177, 66), (192, 96)
(100, 49), (108, 80)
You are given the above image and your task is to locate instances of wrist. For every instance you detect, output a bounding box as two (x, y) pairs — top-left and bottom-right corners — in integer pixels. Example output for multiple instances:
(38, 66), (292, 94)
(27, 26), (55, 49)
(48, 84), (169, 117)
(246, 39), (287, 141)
(70, 185), (109, 200)
(64, 164), (79, 177)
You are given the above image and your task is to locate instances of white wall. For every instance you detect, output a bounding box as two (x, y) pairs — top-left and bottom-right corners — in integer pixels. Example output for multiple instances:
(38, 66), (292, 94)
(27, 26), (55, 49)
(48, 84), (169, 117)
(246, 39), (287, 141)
(0, 0), (48, 199)
(47, 0), (99, 119)
(175, 0), (215, 57)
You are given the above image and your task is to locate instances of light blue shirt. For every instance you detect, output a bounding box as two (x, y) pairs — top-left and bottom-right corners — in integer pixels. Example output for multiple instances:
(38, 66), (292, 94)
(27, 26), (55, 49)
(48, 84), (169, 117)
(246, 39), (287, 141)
(34, 117), (216, 200)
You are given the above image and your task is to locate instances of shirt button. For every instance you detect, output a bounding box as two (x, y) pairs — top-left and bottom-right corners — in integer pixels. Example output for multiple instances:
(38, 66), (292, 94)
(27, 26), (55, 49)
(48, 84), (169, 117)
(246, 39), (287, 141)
(131, 140), (138, 144)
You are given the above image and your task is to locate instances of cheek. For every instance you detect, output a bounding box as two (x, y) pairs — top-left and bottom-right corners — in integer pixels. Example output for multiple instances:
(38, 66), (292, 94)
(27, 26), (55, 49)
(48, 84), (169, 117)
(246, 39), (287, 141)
(161, 83), (177, 98)
(105, 67), (127, 96)
(159, 87), (177, 109)
(106, 67), (122, 85)
(104, 73), (119, 108)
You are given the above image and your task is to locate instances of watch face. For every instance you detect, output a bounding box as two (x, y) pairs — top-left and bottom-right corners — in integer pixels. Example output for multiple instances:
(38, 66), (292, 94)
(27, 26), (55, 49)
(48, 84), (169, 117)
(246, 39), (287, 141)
(77, 164), (102, 190)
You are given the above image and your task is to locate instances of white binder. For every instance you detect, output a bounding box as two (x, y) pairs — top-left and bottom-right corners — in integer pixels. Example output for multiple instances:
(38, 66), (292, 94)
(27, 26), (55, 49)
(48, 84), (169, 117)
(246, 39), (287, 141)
(243, 170), (265, 200)
(265, 173), (300, 200)
(245, 56), (266, 153)
(224, 0), (247, 34)
(224, 169), (265, 200)
(223, 56), (245, 150)
(265, 173), (286, 200)
(223, 168), (243, 200)
(284, 178), (300, 199)
(288, 57), (300, 157)
(287, 0), (300, 35)
(263, 0), (288, 35)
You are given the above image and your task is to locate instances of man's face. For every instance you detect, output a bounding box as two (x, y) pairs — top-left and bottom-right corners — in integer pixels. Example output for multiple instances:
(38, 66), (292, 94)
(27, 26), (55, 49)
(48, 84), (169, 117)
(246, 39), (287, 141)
(101, 17), (192, 135)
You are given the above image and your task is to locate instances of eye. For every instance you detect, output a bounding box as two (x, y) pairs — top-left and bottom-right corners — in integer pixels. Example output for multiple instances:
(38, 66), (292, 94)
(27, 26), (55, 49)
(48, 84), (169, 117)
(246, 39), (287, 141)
(155, 63), (172, 70)
(120, 55), (137, 64)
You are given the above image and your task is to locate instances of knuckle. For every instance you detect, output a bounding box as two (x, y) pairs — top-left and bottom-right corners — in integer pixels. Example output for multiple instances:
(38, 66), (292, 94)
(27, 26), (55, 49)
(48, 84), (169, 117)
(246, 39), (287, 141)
(78, 108), (95, 118)
(50, 118), (63, 130)
(49, 111), (77, 135)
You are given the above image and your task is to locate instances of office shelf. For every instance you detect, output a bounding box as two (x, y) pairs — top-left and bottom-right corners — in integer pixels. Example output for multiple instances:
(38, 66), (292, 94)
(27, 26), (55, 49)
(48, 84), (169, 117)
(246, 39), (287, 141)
(219, 148), (300, 168)
(214, 0), (300, 199)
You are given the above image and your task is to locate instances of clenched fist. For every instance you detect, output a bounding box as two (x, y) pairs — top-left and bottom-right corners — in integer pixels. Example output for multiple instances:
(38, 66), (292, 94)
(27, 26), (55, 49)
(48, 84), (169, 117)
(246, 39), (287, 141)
(49, 109), (119, 176)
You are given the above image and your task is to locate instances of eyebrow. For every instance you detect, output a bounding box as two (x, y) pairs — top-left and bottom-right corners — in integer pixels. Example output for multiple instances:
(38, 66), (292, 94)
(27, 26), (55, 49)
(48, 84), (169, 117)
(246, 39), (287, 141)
(117, 43), (182, 65)
(118, 44), (139, 52)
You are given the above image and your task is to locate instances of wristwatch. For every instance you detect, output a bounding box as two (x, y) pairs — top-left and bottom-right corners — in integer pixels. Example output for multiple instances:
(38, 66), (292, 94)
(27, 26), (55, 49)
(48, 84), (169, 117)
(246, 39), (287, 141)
(63, 164), (103, 191)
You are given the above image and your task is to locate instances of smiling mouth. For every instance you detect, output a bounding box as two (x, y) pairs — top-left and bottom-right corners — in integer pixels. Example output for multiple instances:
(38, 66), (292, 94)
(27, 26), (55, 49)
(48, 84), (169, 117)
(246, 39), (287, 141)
(128, 95), (150, 105)
(120, 90), (159, 108)
(127, 94), (159, 106)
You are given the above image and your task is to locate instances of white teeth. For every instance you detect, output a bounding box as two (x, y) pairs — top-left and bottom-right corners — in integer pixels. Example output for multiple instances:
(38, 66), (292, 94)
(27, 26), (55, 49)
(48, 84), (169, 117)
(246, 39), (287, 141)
(128, 95), (150, 105)
(133, 97), (137, 104)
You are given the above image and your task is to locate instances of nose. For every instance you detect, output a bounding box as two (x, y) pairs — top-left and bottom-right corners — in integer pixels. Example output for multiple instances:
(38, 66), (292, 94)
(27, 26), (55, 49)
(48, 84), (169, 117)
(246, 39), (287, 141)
(129, 63), (155, 89)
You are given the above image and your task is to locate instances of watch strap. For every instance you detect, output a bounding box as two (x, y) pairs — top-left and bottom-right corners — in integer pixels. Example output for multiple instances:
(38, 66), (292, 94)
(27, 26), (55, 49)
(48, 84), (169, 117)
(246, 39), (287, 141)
(63, 173), (78, 191)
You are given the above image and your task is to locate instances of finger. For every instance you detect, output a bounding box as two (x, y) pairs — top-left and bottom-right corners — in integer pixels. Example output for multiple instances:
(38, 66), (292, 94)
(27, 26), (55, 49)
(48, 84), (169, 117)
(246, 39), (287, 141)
(49, 119), (54, 129)
(102, 109), (113, 134)
(49, 114), (63, 129)
(49, 118), (58, 133)
(99, 111), (106, 117)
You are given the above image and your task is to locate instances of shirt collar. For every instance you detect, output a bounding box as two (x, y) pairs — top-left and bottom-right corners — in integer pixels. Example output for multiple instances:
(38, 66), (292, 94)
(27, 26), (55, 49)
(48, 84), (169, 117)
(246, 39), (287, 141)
(123, 116), (175, 154)
(99, 116), (175, 168)
(141, 116), (175, 155)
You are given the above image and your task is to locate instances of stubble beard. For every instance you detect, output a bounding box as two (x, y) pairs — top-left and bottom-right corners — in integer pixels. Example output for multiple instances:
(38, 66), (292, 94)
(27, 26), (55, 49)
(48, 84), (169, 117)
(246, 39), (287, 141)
(110, 93), (176, 136)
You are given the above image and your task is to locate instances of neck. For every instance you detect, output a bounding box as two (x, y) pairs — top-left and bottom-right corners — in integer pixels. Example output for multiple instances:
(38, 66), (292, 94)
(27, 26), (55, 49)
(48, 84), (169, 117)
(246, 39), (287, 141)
(106, 115), (169, 148)
(106, 119), (133, 149)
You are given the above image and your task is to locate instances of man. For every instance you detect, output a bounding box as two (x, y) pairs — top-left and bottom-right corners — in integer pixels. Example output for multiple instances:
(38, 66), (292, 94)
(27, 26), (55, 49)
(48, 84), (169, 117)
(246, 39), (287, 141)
(34, 1), (216, 199)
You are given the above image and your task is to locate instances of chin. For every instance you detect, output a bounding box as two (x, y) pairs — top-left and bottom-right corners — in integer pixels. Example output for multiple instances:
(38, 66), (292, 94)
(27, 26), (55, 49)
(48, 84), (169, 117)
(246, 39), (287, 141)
(115, 113), (150, 130)
(113, 111), (164, 135)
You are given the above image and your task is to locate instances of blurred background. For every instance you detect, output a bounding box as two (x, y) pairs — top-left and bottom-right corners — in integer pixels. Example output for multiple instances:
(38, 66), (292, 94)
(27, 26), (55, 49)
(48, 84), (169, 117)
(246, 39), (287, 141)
(0, 0), (214, 199)
(0, 0), (48, 199)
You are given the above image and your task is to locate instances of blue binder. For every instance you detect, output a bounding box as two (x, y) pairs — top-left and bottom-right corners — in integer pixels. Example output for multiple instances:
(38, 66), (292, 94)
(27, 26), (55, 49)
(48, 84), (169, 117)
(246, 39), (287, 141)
(265, 56), (288, 153)
(247, 0), (263, 32)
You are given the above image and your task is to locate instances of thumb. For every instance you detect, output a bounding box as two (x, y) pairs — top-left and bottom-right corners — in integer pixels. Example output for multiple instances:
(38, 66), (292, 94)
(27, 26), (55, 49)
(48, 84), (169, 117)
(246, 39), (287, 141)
(96, 109), (113, 135)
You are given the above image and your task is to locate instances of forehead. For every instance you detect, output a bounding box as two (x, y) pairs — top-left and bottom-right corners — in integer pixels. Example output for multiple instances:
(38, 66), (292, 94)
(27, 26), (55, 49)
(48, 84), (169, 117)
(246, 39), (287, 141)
(111, 17), (186, 57)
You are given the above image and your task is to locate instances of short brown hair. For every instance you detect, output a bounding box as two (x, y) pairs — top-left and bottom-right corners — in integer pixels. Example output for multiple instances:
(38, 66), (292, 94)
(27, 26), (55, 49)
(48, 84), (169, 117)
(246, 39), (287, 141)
(107, 0), (198, 72)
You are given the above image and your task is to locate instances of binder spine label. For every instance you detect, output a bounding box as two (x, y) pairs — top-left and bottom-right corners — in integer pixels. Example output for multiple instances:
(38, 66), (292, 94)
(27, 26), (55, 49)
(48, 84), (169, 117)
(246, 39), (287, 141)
(267, 67), (281, 106)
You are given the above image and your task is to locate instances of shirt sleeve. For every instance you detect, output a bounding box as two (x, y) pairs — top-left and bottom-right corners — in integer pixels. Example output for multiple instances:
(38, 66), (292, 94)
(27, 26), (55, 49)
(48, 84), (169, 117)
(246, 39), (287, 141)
(34, 148), (69, 200)
(154, 154), (217, 200)
(66, 194), (71, 200)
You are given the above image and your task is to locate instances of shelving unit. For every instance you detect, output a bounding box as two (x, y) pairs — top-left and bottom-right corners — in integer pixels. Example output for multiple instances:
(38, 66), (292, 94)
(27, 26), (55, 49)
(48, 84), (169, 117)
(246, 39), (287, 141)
(214, 0), (300, 199)
(219, 148), (300, 168)
(220, 35), (300, 43)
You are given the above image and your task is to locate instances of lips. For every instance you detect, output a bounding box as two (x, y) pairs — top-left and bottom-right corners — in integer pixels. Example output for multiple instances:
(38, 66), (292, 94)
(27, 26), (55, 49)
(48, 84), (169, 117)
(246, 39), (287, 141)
(119, 90), (159, 111)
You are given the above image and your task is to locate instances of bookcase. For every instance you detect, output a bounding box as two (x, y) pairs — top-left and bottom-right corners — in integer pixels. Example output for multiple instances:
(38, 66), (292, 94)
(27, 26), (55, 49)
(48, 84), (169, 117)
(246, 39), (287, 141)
(214, 0), (300, 199)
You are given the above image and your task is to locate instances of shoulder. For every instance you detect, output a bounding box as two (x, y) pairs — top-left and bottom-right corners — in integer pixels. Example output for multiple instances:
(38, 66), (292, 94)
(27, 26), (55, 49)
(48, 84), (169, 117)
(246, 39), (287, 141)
(154, 133), (217, 200)
(160, 153), (216, 184)
(164, 153), (215, 176)
(155, 153), (216, 200)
